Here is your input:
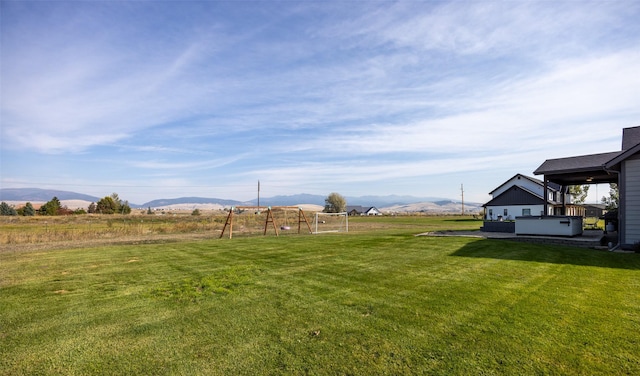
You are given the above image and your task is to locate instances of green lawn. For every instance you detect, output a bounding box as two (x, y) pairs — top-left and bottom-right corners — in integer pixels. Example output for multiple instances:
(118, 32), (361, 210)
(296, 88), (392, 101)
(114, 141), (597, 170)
(1, 219), (639, 375)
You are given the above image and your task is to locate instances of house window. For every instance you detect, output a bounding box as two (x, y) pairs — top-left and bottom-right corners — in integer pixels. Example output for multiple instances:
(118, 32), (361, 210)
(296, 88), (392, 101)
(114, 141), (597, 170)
(522, 208), (531, 216)
(488, 209), (493, 218)
(503, 209), (508, 216)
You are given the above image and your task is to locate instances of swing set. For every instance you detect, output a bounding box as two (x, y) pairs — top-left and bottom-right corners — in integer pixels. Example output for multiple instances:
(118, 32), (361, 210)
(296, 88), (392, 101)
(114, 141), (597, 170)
(219, 206), (313, 239)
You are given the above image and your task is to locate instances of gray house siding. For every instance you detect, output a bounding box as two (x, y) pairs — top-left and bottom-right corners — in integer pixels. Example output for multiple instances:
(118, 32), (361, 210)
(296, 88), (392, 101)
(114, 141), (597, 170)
(623, 156), (640, 246)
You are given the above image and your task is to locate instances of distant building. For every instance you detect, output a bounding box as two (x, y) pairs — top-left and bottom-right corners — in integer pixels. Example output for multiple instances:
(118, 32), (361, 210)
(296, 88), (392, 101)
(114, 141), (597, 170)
(583, 204), (606, 218)
(346, 205), (363, 216)
(364, 207), (382, 216)
(346, 205), (382, 216)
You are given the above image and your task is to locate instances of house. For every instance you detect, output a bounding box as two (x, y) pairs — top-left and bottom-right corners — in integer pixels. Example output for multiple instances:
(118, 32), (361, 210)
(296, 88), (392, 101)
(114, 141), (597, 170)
(533, 125), (640, 250)
(483, 173), (579, 221)
(364, 207), (382, 216)
(583, 204), (606, 218)
(347, 205), (364, 216)
(346, 205), (382, 216)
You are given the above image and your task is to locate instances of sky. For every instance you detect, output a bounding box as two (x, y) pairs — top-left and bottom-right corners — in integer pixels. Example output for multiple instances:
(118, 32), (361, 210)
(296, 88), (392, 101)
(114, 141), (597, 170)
(1, 1), (639, 205)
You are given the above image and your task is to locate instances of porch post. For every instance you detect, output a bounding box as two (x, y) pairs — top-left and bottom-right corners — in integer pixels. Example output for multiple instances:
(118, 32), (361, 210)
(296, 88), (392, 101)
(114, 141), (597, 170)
(543, 177), (548, 216)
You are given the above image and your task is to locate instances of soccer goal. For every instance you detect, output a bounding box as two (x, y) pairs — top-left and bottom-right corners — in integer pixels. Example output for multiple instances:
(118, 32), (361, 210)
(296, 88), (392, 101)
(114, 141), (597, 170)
(313, 212), (348, 234)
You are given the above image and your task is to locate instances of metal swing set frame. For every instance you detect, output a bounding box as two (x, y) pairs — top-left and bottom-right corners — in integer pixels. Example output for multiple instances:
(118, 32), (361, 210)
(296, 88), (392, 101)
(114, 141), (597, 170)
(219, 206), (313, 239)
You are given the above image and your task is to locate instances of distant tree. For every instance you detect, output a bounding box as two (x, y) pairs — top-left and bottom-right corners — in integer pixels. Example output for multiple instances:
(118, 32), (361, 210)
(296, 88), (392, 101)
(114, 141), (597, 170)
(324, 192), (347, 213)
(87, 202), (97, 214)
(73, 208), (87, 215)
(0, 202), (17, 216)
(96, 196), (118, 214)
(147, 207), (153, 215)
(120, 200), (131, 214)
(568, 185), (590, 204)
(95, 193), (131, 214)
(39, 197), (61, 216)
(110, 193), (122, 213)
(191, 208), (201, 216)
(601, 183), (619, 210)
(23, 202), (35, 216)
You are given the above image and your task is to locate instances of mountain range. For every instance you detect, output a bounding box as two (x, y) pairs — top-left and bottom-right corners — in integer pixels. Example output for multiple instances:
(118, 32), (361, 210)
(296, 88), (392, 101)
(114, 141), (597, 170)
(0, 188), (482, 213)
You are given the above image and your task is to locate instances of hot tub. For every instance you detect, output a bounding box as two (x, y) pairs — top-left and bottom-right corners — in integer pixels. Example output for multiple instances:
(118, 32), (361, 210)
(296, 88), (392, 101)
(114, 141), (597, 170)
(515, 216), (583, 237)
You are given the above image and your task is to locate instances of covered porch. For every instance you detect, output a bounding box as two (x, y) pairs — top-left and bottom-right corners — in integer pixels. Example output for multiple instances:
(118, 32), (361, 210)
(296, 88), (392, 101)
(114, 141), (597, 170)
(533, 152), (619, 246)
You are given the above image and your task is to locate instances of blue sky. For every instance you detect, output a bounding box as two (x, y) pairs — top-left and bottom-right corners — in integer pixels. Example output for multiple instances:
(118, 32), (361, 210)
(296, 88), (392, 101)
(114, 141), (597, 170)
(1, 1), (639, 204)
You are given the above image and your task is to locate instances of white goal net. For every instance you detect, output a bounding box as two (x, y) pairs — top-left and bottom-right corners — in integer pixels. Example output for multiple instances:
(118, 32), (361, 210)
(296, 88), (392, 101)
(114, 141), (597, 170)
(313, 212), (348, 234)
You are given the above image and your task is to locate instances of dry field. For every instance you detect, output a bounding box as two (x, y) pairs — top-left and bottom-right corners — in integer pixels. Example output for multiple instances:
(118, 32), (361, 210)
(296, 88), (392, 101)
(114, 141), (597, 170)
(0, 212), (250, 252)
(0, 212), (479, 253)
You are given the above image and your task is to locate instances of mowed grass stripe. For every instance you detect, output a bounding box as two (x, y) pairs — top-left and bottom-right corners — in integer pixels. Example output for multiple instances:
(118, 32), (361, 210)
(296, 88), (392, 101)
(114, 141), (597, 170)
(1, 231), (639, 375)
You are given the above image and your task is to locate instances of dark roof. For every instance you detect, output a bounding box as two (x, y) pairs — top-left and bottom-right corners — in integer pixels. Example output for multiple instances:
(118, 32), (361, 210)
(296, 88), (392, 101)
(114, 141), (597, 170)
(533, 151), (621, 175)
(533, 151), (621, 185)
(533, 126), (640, 185)
(583, 203), (606, 209)
(606, 142), (640, 169)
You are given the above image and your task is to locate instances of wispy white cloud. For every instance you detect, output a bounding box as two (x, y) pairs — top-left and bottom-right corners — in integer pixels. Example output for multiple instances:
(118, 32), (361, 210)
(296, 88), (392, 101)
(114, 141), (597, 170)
(261, 49), (638, 160)
(1, 1), (639, 203)
(127, 154), (246, 171)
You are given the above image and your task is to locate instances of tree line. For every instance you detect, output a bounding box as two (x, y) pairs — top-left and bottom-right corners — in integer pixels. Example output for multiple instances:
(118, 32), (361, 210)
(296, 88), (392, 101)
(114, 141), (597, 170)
(0, 193), (132, 216)
(0, 185), (621, 216)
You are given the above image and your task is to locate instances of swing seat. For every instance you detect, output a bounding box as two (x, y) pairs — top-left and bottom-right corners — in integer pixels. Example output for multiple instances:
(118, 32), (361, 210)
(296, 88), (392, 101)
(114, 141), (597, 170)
(280, 226), (291, 230)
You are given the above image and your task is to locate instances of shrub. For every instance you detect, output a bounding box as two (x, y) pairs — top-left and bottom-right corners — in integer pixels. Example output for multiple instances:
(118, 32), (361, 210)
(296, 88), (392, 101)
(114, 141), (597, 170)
(40, 197), (61, 215)
(0, 202), (17, 216)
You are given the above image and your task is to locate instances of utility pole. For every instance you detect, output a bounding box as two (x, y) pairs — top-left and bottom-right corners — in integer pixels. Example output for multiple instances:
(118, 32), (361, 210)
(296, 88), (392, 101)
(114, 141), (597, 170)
(461, 183), (465, 215)
(257, 180), (260, 209)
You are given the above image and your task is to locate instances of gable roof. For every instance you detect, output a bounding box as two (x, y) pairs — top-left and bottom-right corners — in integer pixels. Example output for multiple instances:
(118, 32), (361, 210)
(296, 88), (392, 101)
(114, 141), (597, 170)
(488, 173), (560, 195)
(484, 185), (545, 207)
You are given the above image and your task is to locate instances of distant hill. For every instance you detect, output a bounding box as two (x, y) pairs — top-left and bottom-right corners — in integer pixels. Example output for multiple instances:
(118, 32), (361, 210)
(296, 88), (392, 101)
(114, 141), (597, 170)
(381, 200), (482, 214)
(1, 188), (482, 213)
(0, 188), (100, 202)
(247, 194), (326, 207)
(140, 197), (242, 208)
(347, 195), (451, 207)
